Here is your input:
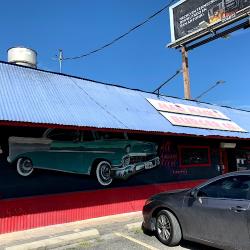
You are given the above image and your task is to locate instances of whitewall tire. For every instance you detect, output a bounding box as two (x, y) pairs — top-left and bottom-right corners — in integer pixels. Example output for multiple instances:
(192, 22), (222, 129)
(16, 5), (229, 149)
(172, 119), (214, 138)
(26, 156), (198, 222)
(96, 161), (113, 186)
(17, 158), (34, 177)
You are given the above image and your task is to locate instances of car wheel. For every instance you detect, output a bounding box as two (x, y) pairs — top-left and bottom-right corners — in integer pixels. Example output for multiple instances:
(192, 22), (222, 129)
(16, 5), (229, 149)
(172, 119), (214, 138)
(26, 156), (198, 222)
(155, 210), (182, 246)
(96, 161), (113, 186)
(17, 158), (34, 177)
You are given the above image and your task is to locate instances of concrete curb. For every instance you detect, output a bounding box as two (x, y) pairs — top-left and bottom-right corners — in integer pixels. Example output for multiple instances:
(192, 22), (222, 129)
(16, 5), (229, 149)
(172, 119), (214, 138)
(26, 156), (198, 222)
(0, 211), (142, 246)
(1, 211), (143, 250)
(5, 229), (99, 250)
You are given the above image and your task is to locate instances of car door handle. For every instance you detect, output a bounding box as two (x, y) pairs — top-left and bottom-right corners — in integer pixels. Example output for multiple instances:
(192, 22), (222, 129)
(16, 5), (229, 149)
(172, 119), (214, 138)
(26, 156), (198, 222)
(230, 206), (247, 212)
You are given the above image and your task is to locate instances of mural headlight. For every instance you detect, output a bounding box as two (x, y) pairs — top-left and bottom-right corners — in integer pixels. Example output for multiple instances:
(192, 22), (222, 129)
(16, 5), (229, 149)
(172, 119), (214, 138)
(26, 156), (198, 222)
(123, 156), (130, 167)
(125, 145), (131, 154)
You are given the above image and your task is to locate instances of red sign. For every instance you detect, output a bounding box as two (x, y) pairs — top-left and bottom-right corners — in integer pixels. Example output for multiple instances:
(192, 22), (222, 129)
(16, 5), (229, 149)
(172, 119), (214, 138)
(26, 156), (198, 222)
(147, 98), (229, 120)
(161, 112), (246, 133)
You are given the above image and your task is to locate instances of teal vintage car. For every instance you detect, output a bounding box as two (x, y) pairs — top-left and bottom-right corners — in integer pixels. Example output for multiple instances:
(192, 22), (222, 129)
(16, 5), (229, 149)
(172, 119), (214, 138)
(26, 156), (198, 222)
(7, 129), (160, 186)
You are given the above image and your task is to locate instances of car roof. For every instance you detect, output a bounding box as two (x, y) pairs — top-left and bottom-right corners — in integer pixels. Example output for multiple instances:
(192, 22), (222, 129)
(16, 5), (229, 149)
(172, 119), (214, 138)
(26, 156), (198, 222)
(223, 170), (250, 176)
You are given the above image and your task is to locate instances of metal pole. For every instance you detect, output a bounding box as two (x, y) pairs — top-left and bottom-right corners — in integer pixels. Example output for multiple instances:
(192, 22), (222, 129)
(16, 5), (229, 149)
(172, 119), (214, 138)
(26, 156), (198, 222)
(181, 46), (191, 99)
(195, 80), (225, 101)
(152, 69), (182, 96)
(59, 49), (63, 73)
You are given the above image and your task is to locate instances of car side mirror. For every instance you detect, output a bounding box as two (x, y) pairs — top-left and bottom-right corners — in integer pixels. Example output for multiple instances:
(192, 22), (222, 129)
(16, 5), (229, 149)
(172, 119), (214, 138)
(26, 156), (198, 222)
(190, 189), (198, 199)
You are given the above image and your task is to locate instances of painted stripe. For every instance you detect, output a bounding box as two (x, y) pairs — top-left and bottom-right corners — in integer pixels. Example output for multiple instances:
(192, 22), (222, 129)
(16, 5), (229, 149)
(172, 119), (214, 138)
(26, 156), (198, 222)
(127, 153), (154, 157)
(47, 150), (115, 154)
(1, 120), (249, 141)
(115, 232), (159, 250)
(33, 166), (88, 175)
(0, 180), (204, 234)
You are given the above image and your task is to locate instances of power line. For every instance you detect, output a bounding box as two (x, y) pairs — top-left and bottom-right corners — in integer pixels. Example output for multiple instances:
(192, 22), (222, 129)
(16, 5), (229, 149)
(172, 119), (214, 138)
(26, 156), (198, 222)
(63, 0), (176, 61)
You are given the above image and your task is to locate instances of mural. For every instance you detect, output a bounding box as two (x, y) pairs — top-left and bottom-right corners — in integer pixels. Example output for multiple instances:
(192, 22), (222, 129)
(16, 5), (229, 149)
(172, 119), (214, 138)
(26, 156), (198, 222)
(0, 126), (225, 199)
(7, 129), (160, 186)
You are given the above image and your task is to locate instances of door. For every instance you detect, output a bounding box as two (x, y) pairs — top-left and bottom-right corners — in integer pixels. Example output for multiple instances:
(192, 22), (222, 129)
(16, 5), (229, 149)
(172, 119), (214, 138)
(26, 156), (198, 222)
(220, 148), (238, 173)
(227, 149), (237, 172)
(184, 175), (250, 249)
(37, 129), (84, 173)
(220, 148), (229, 174)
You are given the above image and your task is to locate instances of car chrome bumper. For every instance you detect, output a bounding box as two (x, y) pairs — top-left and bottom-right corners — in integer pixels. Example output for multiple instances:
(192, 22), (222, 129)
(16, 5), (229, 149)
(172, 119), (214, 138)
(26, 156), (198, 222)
(112, 156), (160, 179)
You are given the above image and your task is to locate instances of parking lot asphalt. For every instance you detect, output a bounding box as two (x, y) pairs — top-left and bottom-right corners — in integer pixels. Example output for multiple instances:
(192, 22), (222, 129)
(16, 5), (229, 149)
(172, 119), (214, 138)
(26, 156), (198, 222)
(0, 212), (218, 250)
(51, 222), (217, 250)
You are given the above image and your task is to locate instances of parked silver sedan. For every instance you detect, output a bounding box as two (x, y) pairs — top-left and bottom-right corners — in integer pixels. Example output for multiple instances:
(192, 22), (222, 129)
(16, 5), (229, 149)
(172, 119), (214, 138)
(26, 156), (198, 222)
(142, 171), (250, 250)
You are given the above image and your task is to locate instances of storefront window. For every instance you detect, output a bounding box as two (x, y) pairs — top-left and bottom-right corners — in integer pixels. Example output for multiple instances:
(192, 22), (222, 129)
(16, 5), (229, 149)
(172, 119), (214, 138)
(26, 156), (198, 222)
(236, 149), (250, 170)
(178, 146), (211, 168)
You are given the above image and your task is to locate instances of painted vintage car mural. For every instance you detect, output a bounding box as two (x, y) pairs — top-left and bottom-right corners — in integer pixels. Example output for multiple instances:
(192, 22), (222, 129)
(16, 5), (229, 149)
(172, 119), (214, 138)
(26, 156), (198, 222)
(7, 129), (160, 186)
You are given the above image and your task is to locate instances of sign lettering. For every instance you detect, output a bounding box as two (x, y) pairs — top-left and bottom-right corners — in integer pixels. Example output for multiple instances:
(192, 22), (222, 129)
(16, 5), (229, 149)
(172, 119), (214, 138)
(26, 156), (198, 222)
(147, 98), (229, 120)
(161, 112), (246, 132)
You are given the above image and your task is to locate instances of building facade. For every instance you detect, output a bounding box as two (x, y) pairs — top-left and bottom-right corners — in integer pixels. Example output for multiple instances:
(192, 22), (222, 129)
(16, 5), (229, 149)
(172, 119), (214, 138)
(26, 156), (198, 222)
(0, 62), (249, 234)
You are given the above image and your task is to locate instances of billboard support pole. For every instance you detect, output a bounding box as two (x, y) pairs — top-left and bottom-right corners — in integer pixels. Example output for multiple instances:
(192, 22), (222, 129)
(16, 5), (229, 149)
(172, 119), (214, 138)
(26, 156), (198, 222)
(181, 46), (191, 99)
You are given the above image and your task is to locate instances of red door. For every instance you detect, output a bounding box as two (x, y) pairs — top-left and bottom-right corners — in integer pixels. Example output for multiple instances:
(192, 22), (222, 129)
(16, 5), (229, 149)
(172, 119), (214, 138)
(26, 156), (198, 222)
(220, 148), (229, 174)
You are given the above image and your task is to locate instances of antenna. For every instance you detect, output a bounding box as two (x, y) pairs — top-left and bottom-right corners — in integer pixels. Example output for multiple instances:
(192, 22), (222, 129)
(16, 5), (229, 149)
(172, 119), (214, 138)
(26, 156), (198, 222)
(58, 49), (63, 73)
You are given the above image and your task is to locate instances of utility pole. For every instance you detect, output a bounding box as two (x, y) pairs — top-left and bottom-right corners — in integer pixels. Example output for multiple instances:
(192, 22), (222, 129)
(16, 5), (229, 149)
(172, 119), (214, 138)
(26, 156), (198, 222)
(181, 46), (191, 99)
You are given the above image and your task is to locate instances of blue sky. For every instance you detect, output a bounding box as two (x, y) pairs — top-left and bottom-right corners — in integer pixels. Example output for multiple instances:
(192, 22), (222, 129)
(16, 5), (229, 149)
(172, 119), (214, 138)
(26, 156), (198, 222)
(1, 0), (250, 108)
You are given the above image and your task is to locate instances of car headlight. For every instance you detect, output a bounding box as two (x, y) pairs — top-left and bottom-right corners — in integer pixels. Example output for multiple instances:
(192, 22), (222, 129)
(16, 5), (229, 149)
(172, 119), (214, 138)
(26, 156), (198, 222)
(123, 156), (130, 167)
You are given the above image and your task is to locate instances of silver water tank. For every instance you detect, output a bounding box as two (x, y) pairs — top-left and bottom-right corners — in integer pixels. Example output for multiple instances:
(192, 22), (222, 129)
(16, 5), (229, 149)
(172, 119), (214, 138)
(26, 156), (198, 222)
(8, 47), (37, 68)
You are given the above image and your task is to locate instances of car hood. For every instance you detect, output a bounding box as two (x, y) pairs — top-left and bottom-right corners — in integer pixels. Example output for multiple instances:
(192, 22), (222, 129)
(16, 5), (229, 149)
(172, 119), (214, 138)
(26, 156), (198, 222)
(151, 188), (191, 201)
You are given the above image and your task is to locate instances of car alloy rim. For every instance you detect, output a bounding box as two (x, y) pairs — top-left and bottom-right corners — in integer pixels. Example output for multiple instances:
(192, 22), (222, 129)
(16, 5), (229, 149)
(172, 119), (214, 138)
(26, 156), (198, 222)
(157, 214), (171, 241)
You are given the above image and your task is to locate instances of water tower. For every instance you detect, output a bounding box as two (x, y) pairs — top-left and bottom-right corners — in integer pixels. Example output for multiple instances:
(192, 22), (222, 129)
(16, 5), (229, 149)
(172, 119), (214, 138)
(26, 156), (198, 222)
(7, 47), (37, 68)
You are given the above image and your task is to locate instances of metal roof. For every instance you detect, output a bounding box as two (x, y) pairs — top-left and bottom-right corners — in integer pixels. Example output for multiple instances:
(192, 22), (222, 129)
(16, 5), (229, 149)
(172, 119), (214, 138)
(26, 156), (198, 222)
(0, 62), (250, 139)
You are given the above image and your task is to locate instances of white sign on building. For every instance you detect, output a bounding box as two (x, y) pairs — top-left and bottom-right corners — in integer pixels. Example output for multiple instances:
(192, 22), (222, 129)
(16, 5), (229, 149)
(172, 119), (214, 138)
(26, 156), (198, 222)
(147, 98), (247, 133)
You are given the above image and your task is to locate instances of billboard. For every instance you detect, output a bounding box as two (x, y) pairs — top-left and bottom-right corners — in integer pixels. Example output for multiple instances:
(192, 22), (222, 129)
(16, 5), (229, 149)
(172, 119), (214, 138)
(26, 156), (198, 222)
(169, 0), (250, 46)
